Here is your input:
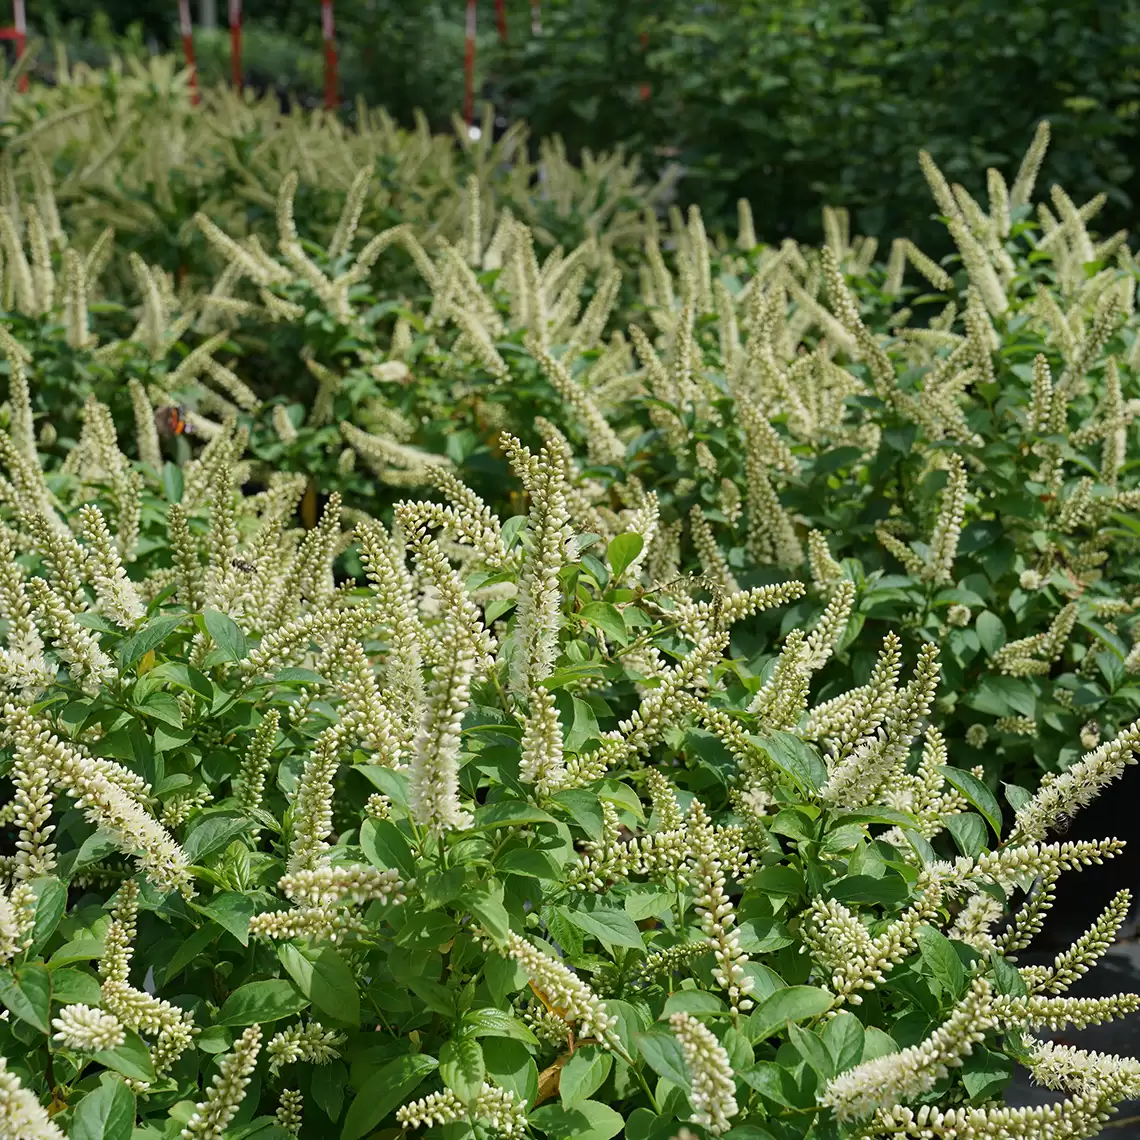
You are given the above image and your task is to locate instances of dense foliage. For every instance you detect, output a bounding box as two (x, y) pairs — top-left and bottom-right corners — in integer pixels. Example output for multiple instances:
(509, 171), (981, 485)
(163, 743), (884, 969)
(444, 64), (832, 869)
(25, 0), (1140, 245)
(2, 72), (1140, 1140)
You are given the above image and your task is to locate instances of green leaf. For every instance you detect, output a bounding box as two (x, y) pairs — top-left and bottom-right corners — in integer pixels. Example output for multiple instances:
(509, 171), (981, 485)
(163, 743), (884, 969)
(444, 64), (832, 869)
(204, 609), (248, 662)
(749, 729), (827, 794)
(200, 892), (255, 947)
(183, 813), (253, 862)
(48, 937), (104, 966)
(360, 818), (417, 880)
(162, 462), (184, 503)
(787, 1022), (833, 1078)
(276, 943), (314, 997)
(217, 979), (308, 1026)
(162, 923), (220, 984)
(739, 1062), (801, 1109)
(49, 967), (101, 1006)
(136, 691), (183, 728)
(0, 963), (50, 1032)
(961, 1047), (1015, 1102)
(578, 602), (627, 645)
(560, 1046), (612, 1107)
(117, 615), (186, 670)
(862, 1026), (899, 1062)
(747, 865), (804, 898)
(529, 1100), (625, 1140)
(70, 1075), (135, 1140)
(917, 926), (967, 1001)
(633, 1025), (690, 1087)
(937, 766), (1003, 837)
(734, 918), (795, 953)
(27, 877), (67, 955)
(460, 1007), (539, 1045)
(829, 873), (910, 907)
(662, 991), (726, 1019)
(989, 951), (1028, 999)
(310, 947), (360, 1027)
(313, 1059), (346, 1121)
(607, 532), (644, 581)
(93, 1029), (156, 1083)
(821, 1011), (864, 1073)
(340, 1053), (438, 1140)
(468, 881), (511, 946)
(440, 1037), (486, 1104)
(472, 800), (557, 830)
(944, 811), (988, 857)
(483, 1037), (538, 1107)
(562, 897), (644, 950)
(975, 611), (1007, 655)
(747, 986), (834, 1042)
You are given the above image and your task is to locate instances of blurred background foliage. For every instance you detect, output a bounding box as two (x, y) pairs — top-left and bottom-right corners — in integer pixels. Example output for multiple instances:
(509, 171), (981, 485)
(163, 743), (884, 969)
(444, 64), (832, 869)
(21, 0), (1140, 248)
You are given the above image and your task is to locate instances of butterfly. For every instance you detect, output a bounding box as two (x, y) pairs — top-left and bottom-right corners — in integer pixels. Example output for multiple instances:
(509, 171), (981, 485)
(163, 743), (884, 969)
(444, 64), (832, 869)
(154, 405), (195, 439)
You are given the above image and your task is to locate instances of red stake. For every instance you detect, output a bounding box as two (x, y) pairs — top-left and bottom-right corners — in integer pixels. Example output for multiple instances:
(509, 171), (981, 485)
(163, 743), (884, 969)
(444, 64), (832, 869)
(464, 0), (476, 125)
(321, 0), (338, 110)
(12, 0), (26, 92)
(494, 0), (507, 42)
(178, 0), (199, 105)
(229, 0), (242, 93)
(530, 0), (542, 35)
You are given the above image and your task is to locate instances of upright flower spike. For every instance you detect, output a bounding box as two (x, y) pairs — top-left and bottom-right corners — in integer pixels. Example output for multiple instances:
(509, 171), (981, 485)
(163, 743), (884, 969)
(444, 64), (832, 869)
(503, 435), (574, 698)
(236, 709), (279, 814)
(1011, 119), (1051, 208)
(821, 642), (941, 811)
(407, 622), (477, 835)
(52, 1004), (125, 1051)
(670, 1012), (739, 1135)
(181, 1025), (262, 1140)
(519, 685), (567, 797)
(328, 163), (373, 259)
(927, 455), (968, 584)
(267, 1021), (345, 1073)
(355, 518), (425, 746)
(686, 800), (754, 1014)
(822, 977), (994, 1121)
(328, 638), (402, 768)
(78, 505), (144, 628)
(27, 577), (114, 696)
(288, 724), (345, 873)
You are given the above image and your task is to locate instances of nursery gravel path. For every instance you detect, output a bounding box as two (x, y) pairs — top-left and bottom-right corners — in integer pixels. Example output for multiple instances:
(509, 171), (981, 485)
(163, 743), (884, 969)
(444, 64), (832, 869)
(1005, 941), (1140, 1137)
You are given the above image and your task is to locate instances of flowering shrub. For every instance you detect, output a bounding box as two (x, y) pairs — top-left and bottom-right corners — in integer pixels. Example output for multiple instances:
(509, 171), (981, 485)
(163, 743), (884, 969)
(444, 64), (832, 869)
(3, 80), (1140, 1138)
(2, 375), (1140, 1138)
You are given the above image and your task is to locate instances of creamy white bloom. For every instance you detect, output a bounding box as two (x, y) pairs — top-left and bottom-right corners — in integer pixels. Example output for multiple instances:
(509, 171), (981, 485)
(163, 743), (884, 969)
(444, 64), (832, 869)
(181, 1025), (262, 1139)
(670, 1011), (739, 1135)
(52, 1003), (126, 1051)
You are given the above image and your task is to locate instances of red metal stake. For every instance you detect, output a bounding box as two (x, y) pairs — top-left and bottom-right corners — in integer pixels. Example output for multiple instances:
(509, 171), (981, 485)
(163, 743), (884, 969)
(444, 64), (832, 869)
(229, 0), (242, 93)
(178, 0), (199, 105)
(639, 29), (650, 102)
(12, 0), (26, 92)
(464, 0), (476, 125)
(321, 0), (338, 110)
(494, 0), (507, 42)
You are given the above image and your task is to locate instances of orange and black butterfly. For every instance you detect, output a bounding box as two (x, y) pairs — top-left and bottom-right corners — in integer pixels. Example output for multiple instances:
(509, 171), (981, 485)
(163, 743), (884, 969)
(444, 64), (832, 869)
(154, 406), (195, 440)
